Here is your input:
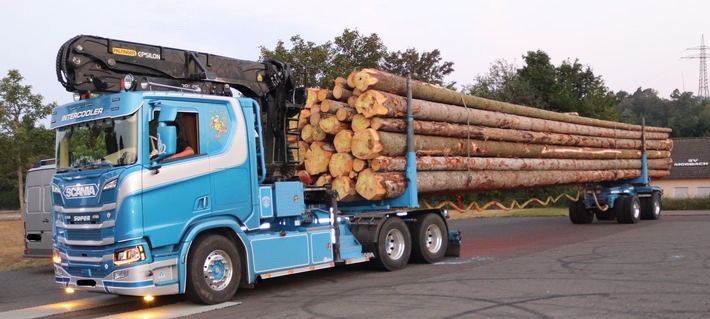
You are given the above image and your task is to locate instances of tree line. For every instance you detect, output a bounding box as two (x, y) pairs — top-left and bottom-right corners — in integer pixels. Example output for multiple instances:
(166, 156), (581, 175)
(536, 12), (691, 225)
(1, 29), (707, 209)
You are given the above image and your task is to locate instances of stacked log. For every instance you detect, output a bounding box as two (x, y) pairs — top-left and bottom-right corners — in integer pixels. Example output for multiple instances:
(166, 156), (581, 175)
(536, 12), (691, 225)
(296, 69), (673, 201)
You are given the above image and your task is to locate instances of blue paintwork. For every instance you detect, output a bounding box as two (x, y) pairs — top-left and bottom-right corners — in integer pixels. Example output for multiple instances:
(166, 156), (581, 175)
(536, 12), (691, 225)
(50, 91), (371, 298)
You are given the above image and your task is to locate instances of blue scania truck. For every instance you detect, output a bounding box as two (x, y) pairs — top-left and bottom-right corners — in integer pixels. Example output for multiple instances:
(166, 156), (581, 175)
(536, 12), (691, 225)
(50, 35), (460, 304)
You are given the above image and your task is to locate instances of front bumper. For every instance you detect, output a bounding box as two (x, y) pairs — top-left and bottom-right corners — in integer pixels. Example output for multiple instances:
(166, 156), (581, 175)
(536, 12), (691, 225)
(55, 258), (180, 296)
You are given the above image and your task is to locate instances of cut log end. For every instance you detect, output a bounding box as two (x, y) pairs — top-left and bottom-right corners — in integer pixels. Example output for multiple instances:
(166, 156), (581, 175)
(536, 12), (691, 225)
(351, 129), (383, 159)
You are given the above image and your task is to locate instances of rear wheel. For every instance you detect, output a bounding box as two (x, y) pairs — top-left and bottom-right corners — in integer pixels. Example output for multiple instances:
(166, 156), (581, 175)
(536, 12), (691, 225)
(372, 217), (411, 271)
(641, 192), (662, 220)
(618, 195), (641, 224)
(569, 199), (593, 224)
(410, 213), (448, 264)
(186, 235), (241, 304)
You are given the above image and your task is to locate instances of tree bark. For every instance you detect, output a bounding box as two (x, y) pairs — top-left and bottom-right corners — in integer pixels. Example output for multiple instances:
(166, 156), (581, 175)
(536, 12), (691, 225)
(333, 83), (353, 101)
(317, 89), (334, 102)
(355, 169), (650, 200)
(354, 68), (671, 134)
(369, 156), (673, 172)
(370, 117), (673, 151)
(320, 99), (350, 114)
(356, 90), (670, 140)
(351, 129), (671, 160)
(336, 106), (357, 122)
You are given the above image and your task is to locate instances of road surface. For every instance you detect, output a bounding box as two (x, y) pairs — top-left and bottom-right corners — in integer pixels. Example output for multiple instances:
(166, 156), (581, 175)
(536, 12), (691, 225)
(1, 213), (709, 318)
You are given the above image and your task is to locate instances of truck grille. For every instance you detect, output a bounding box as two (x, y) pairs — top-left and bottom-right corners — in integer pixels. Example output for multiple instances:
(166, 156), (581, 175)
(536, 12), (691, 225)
(66, 229), (103, 241)
(67, 267), (109, 278)
(53, 192), (64, 205)
(100, 189), (116, 205)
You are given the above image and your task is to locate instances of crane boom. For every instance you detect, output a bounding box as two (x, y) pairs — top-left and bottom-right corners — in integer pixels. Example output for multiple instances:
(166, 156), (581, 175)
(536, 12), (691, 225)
(56, 35), (304, 181)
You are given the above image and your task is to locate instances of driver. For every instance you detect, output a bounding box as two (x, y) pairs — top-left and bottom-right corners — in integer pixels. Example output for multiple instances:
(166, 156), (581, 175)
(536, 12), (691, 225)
(168, 122), (195, 159)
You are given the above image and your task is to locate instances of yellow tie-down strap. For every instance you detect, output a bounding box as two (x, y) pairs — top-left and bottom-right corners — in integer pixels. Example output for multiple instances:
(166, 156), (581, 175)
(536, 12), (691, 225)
(421, 191), (582, 213)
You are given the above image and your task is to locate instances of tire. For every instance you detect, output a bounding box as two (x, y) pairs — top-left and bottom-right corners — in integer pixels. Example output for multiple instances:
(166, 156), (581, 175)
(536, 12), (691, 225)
(614, 196), (628, 223)
(619, 195), (641, 224)
(185, 235), (241, 304)
(372, 217), (411, 271)
(641, 192), (662, 220)
(569, 199), (593, 224)
(410, 213), (448, 264)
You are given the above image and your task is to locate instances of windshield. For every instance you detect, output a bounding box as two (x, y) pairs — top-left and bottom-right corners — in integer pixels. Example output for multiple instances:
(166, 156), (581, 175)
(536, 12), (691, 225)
(56, 113), (139, 169)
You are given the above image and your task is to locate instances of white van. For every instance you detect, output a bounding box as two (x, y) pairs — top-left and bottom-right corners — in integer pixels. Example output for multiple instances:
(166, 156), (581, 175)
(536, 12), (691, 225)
(23, 159), (55, 258)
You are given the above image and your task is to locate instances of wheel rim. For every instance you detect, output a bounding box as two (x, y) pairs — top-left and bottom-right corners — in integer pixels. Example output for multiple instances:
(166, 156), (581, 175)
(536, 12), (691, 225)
(424, 224), (443, 254)
(385, 228), (406, 260)
(203, 250), (233, 291)
(632, 200), (640, 220)
(653, 199), (661, 217)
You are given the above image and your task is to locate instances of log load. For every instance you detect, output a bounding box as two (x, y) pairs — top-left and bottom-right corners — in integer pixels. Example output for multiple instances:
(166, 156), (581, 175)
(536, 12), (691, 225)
(296, 68), (674, 202)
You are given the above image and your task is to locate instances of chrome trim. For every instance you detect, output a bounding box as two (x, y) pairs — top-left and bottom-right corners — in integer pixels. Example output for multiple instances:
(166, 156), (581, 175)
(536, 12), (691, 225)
(54, 203), (116, 213)
(56, 220), (115, 229)
(65, 253), (113, 263)
(57, 237), (115, 246)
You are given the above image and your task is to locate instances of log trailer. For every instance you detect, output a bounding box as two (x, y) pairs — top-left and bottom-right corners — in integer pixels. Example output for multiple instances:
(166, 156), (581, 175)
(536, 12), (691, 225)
(568, 126), (663, 224)
(50, 35), (460, 304)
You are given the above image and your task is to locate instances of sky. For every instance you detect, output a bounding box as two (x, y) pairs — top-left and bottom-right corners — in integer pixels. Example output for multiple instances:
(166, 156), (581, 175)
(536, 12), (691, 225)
(2, 0), (709, 124)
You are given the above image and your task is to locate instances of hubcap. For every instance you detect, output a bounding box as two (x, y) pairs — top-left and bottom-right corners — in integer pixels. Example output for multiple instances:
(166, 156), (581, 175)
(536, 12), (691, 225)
(653, 199), (661, 217)
(632, 200), (640, 220)
(385, 228), (406, 260)
(424, 224), (443, 254)
(203, 250), (232, 291)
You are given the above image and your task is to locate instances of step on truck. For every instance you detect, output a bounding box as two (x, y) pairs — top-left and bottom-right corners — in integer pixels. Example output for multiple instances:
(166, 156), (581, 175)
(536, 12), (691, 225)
(50, 35), (460, 304)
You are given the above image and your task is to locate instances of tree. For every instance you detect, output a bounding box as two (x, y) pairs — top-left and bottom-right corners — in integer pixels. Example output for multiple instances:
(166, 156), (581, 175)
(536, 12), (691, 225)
(259, 28), (454, 89)
(467, 50), (617, 121)
(0, 70), (55, 211)
(381, 48), (455, 87)
(259, 35), (332, 88)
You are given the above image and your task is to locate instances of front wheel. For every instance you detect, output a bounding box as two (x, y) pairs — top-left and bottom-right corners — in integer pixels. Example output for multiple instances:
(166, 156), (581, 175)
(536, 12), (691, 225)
(410, 213), (448, 264)
(372, 217), (411, 271)
(186, 235), (241, 304)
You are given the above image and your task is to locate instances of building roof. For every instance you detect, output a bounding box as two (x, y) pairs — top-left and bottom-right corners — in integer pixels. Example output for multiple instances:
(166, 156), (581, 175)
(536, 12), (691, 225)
(667, 137), (710, 179)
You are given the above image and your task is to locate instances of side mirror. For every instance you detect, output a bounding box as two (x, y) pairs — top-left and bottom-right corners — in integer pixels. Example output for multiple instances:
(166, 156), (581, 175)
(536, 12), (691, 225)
(150, 104), (179, 165)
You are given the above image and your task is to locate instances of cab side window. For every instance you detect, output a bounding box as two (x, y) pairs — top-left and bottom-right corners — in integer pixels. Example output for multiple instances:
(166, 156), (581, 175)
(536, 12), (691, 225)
(149, 110), (200, 160)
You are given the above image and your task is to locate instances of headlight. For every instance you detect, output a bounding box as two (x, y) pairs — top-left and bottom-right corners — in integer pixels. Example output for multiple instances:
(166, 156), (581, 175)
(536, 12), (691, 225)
(52, 248), (62, 264)
(114, 245), (146, 266)
(51, 184), (61, 193)
(103, 178), (118, 190)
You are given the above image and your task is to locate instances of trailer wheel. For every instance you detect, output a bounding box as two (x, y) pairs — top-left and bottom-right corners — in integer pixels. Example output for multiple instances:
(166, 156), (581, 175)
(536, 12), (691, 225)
(185, 234), (241, 304)
(569, 199), (593, 224)
(618, 195), (641, 224)
(614, 196), (628, 223)
(641, 192), (661, 220)
(410, 213), (448, 264)
(373, 217), (411, 271)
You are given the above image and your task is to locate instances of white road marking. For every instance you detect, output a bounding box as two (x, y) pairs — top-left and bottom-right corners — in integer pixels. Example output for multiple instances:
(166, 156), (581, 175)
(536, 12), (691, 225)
(0, 295), (125, 319)
(95, 301), (241, 319)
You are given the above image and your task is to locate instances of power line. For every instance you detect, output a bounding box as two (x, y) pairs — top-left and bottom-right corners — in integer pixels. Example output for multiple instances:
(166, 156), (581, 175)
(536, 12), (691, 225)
(682, 34), (709, 98)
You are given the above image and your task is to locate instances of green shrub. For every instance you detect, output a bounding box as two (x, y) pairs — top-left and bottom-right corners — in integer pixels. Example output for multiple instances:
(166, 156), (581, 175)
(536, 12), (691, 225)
(662, 196), (710, 210)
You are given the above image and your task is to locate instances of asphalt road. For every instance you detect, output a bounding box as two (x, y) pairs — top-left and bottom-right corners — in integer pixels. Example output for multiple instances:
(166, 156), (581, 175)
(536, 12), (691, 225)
(1, 213), (709, 318)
